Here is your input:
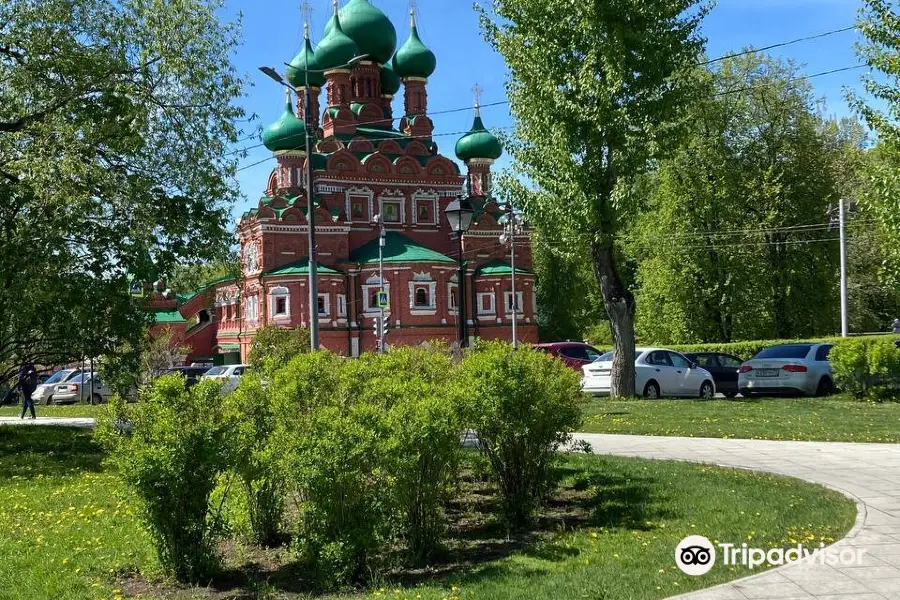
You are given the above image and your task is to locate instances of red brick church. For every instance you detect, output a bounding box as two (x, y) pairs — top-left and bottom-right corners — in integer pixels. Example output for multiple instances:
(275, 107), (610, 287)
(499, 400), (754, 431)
(153, 0), (536, 363)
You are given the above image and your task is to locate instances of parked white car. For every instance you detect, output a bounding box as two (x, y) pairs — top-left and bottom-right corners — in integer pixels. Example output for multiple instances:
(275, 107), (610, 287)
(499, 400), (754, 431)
(582, 348), (716, 399)
(738, 343), (834, 397)
(52, 373), (112, 404)
(201, 364), (251, 393)
(33, 369), (84, 404)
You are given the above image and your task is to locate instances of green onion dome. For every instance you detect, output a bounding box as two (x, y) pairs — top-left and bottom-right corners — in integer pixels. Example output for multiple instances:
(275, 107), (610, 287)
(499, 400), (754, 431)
(392, 10), (436, 79)
(324, 0), (396, 65)
(316, 8), (360, 71)
(287, 25), (325, 88)
(262, 90), (307, 153)
(455, 110), (502, 162)
(380, 61), (401, 96)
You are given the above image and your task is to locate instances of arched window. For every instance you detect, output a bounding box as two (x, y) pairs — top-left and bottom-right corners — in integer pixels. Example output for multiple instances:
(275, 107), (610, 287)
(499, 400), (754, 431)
(269, 286), (290, 318)
(415, 288), (429, 307)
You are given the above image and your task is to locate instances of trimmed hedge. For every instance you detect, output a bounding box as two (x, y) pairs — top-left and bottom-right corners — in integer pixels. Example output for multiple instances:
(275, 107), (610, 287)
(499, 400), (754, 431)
(830, 337), (900, 399)
(668, 334), (899, 361)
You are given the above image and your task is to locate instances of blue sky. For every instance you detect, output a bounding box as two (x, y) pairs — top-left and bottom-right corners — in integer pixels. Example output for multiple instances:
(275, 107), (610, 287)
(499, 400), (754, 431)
(224, 0), (865, 220)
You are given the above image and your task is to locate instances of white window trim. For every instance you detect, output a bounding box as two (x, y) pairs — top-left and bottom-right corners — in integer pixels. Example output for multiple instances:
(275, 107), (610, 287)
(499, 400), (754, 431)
(477, 292), (496, 316)
(337, 294), (347, 317)
(362, 282), (391, 314)
(409, 281), (438, 315)
(412, 193), (438, 225)
(379, 197), (405, 225)
(345, 186), (373, 224)
(504, 291), (524, 315)
(317, 293), (331, 317)
(447, 283), (459, 314)
(269, 286), (291, 320)
(245, 296), (259, 323)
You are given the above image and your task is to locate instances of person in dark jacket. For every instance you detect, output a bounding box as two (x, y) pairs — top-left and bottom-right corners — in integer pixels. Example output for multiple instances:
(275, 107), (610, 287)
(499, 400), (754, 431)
(18, 363), (37, 419)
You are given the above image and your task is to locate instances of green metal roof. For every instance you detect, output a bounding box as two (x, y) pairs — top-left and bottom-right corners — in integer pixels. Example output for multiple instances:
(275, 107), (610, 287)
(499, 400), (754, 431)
(265, 259), (342, 276)
(350, 231), (455, 265)
(154, 310), (186, 324)
(475, 260), (533, 277)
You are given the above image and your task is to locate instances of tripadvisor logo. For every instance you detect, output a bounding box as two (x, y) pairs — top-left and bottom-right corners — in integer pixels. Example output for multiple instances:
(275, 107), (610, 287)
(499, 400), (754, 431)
(675, 535), (716, 576)
(674, 535), (867, 576)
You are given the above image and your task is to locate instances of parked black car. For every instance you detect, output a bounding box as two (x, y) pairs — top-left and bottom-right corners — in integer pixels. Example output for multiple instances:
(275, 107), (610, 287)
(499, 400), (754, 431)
(162, 366), (210, 389)
(683, 352), (744, 398)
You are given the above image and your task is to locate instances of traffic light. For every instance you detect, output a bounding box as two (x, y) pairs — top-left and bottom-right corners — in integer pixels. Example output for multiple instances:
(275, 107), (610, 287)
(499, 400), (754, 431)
(374, 314), (389, 352)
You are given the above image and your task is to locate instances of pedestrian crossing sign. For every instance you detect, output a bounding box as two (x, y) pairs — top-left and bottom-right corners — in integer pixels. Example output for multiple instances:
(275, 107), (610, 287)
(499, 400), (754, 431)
(377, 290), (389, 308)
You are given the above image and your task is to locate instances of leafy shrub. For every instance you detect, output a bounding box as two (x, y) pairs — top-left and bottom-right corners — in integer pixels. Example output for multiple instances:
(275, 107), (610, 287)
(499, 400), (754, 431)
(248, 325), (310, 373)
(831, 337), (900, 399)
(348, 346), (463, 563)
(96, 377), (229, 581)
(222, 374), (284, 546)
(270, 347), (463, 583)
(460, 340), (582, 527)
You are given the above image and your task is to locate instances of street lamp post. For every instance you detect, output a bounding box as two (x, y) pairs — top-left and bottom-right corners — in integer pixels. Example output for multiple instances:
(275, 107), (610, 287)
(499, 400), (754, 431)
(500, 202), (523, 349)
(259, 54), (367, 351)
(444, 196), (476, 348)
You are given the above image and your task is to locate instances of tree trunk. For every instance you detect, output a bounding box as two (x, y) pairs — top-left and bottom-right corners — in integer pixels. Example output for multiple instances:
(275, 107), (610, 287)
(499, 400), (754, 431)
(590, 238), (636, 397)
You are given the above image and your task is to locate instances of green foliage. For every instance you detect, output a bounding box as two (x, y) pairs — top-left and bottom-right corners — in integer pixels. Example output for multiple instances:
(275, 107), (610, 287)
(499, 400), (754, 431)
(480, 0), (708, 396)
(460, 341), (582, 527)
(631, 55), (844, 344)
(248, 325), (311, 373)
(96, 378), (230, 581)
(167, 253), (240, 296)
(850, 0), (900, 283)
(669, 334), (898, 361)
(222, 374), (284, 547)
(272, 346), (463, 583)
(101, 327), (190, 398)
(0, 0), (246, 380)
(830, 337), (900, 399)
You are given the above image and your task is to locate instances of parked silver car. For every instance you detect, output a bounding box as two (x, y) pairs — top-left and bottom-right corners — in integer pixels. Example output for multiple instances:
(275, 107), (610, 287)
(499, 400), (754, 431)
(738, 343), (834, 397)
(51, 373), (112, 404)
(32, 369), (84, 405)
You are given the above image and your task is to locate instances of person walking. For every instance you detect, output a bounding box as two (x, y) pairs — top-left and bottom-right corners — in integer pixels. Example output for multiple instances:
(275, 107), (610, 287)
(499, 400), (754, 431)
(893, 317), (900, 334)
(18, 363), (37, 420)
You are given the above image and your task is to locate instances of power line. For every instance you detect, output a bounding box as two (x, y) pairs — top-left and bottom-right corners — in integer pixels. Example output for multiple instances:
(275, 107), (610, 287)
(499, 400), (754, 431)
(236, 125), (515, 173)
(700, 25), (857, 66)
(714, 64), (866, 97)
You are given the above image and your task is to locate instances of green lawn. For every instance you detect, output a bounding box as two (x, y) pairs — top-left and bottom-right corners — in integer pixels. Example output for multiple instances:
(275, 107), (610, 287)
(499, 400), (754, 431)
(0, 404), (109, 418)
(0, 427), (856, 600)
(580, 395), (900, 442)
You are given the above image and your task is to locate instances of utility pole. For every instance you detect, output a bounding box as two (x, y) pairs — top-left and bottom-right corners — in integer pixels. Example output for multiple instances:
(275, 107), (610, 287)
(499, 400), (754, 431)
(302, 26), (319, 351)
(839, 198), (849, 338)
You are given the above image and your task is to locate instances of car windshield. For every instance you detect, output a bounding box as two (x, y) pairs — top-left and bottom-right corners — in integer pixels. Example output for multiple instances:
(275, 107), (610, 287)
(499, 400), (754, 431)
(204, 367), (227, 376)
(754, 345), (812, 360)
(44, 370), (74, 384)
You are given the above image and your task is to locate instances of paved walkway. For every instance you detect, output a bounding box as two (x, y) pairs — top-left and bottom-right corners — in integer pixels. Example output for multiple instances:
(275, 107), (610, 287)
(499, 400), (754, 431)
(0, 416), (95, 428)
(576, 434), (900, 600)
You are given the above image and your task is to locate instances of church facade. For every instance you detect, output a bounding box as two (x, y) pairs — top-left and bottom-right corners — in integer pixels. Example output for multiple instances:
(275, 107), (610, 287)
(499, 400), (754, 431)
(164, 0), (536, 363)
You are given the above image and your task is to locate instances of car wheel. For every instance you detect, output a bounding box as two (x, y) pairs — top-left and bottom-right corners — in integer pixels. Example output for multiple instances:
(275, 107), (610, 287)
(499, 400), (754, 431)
(699, 381), (715, 399)
(723, 391), (738, 399)
(91, 393), (103, 405)
(643, 380), (661, 399)
(815, 377), (834, 397)
(45, 396), (53, 405)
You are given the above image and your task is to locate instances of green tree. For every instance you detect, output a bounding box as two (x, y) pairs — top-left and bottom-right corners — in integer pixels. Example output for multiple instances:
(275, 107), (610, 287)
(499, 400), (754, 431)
(632, 55), (844, 343)
(0, 0), (246, 384)
(850, 0), (900, 283)
(167, 251), (241, 296)
(479, 0), (707, 396)
(247, 325), (311, 372)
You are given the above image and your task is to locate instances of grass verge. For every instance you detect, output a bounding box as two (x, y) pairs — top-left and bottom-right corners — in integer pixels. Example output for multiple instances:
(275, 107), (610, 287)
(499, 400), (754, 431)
(580, 394), (900, 442)
(0, 427), (855, 600)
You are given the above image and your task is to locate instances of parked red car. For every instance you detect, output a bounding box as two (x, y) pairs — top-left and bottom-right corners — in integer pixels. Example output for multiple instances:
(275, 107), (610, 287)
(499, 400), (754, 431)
(534, 341), (604, 371)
